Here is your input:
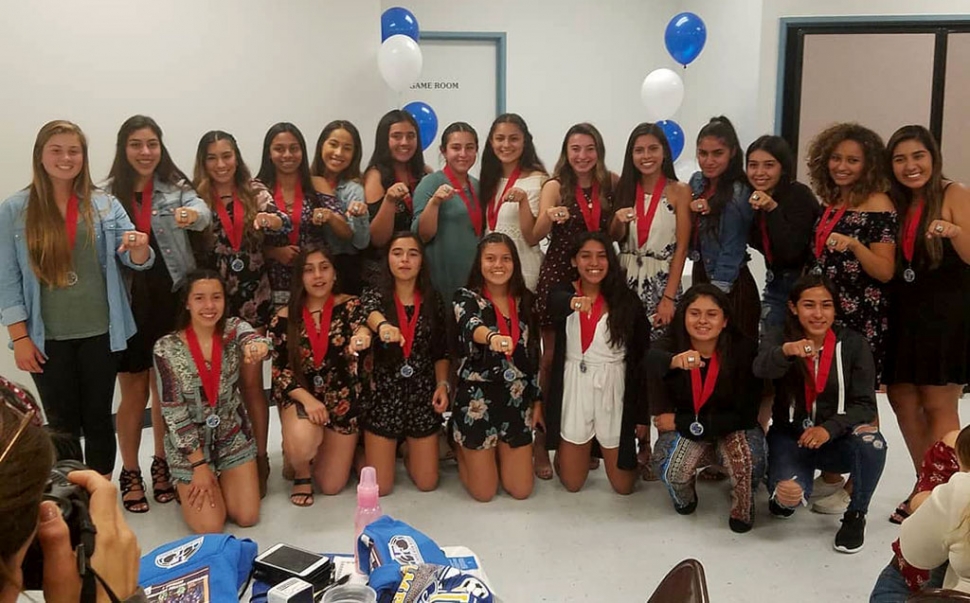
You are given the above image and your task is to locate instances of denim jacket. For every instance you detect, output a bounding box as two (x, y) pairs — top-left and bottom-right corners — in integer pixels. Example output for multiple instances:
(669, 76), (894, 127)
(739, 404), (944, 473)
(689, 172), (754, 290)
(324, 179), (370, 255)
(0, 190), (156, 354)
(106, 178), (211, 291)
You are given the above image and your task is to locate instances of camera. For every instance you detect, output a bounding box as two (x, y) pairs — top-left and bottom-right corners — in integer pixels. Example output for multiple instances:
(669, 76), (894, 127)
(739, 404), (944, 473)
(21, 459), (94, 593)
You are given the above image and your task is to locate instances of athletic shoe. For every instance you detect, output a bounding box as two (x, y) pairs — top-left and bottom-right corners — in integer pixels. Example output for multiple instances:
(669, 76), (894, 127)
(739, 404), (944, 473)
(729, 518), (753, 533)
(812, 488), (850, 514)
(769, 499), (795, 519)
(810, 474), (846, 499)
(675, 499), (698, 515)
(834, 510), (866, 553)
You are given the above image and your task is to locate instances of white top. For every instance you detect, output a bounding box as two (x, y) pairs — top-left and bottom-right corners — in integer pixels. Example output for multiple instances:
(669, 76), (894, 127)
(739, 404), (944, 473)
(562, 311), (625, 415)
(486, 172), (546, 291)
(900, 471), (970, 593)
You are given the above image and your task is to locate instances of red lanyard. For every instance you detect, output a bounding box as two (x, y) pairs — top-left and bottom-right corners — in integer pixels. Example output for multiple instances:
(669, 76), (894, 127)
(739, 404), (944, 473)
(134, 180), (153, 234)
(759, 213), (773, 265)
(393, 290), (422, 360)
(575, 181), (602, 232)
(215, 192), (245, 251)
(482, 289), (519, 358)
(690, 353), (720, 416)
(635, 177), (667, 247)
(303, 297), (335, 369)
(185, 326), (223, 408)
(902, 200), (925, 263)
(814, 204), (848, 258)
(487, 167), (521, 232)
(274, 181), (304, 245)
(803, 330), (836, 418)
(394, 169), (416, 213)
(573, 282), (605, 353)
(443, 166), (482, 237)
(65, 193), (79, 249)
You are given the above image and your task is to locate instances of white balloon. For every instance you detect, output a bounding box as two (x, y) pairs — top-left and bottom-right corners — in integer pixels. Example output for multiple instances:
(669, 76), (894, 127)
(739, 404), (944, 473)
(640, 68), (685, 122)
(378, 34), (423, 92)
(674, 156), (699, 181)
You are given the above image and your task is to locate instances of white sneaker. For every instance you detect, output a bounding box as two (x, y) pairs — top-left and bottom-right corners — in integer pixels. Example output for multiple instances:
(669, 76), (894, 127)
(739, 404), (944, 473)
(810, 475), (846, 499)
(812, 488), (850, 515)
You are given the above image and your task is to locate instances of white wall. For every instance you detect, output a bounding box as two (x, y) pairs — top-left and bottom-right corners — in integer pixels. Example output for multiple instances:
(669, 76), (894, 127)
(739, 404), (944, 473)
(0, 0), (390, 397)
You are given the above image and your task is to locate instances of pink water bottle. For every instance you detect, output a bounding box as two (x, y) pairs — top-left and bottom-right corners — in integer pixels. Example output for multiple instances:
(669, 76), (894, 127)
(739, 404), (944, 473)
(354, 466), (382, 573)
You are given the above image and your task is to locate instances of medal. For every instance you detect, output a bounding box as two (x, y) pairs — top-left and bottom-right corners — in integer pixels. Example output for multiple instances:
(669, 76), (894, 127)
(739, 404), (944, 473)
(215, 192), (246, 267)
(274, 181), (305, 245)
(814, 203), (848, 260)
(765, 269), (774, 284)
(580, 359), (587, 373)
(304, 297), (335, 369)
(400, 363), (414, 378)
(575, 181), (603, 233)
(803, 330), (836, 431)
(689, 352), (720, 438)
(634, 176), (667, 247)
(66, 271), (78, 287)
(811, 265), (823, 276)
(802, 418), (814, 430)
(689, 421), (705, 436)
(206, 414), (221, 429)
(63, 193), (80, 287)
(503, 368), (516, 382)
(575, 282), (605, 375)
(903, 267), (915, 283)
(901, 200), (924, 283)
(759, 212), (775, 282)
(443, 165), (483, 236)
(486, 167), (521, 232)
(231, 258), (245, 273)
(394, 290), (422, 379)
(185, 325), (223, 424)
(689, 250), (701, 262)
(313, 374), (324, 388)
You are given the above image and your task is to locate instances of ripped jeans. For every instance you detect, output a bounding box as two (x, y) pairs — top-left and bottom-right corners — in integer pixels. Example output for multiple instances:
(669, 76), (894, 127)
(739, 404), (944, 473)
(767, 425), (887, 513)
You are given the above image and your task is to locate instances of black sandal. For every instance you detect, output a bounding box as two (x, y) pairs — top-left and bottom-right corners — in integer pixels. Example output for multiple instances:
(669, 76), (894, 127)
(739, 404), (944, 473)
(290, 477), (314, 507)
(119, 467), (149, 513)
(150, 456), (177, 504)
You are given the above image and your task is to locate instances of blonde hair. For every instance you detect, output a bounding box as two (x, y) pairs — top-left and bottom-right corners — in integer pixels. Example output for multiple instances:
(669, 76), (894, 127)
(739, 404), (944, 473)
(25, 120), (96, 288)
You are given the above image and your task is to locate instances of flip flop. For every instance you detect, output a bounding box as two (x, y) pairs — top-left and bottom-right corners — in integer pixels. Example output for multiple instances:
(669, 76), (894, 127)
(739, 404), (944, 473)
(290, 477), (314, 507)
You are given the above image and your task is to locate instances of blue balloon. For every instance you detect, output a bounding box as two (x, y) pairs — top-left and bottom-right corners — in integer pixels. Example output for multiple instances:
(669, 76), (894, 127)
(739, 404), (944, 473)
(664, 12), (707, 66)
(403, 101), (438, 150)
(381, 7), (420, 42)
(658, 120), (685, 161)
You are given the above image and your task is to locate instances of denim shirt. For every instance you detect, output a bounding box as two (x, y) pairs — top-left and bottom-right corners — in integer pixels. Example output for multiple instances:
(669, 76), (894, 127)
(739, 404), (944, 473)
(0, 190), (156, 354)
(324, 179), (370, 255)
(689, 172), (754, 290)
(106, 178), (211, 291)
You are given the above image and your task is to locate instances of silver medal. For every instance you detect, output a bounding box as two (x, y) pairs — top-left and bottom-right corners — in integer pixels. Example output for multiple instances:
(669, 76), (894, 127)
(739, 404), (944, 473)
(503, 368), (516, 382)
(689, 250), (701, 262)
(689, 421), (704, 437)
(903, 267), (915, 283)
(811, 265), (823, 276)
(802, 418), (814, 430)
(313, 374), (324, 388)
(764, 269), (774, 284)
(66, 271), (78, 287)
(206, 414), (220, 428)
(580, 360), (587, 373)
(231, 258), (245, 273)
(400, 363), (414, 378)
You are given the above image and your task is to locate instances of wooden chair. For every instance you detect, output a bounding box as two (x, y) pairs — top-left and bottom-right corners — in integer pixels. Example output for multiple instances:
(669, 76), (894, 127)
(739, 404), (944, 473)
(647, 558), (711, 603)
(908, 589), (970, 602)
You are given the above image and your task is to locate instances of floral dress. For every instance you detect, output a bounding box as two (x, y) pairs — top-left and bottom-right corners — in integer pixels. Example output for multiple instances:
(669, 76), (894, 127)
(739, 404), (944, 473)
(153, 317), (268, 482)
(195, 188), (292, 328)
(360, 287), (447, 438)
(452, 288), (541, 450)
(814, 209), (898, 382)
(268, 297), (366, 434)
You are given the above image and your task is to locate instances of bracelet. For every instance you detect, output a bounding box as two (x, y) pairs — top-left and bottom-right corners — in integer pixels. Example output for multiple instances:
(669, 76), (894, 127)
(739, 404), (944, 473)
(436, 380), (452, 394)
(190, 459), (208, 470)
(375, 320), (391, 334)
(663, 294), (676, 303)
(11, 335), (29, 343)
(485, 330), (498, 345)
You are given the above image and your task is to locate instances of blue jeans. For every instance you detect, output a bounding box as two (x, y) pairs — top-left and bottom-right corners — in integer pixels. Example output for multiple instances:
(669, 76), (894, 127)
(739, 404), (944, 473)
(869, 561), (947, 602)
(766, 426), (887, 513)
(760, 267), (801, 333)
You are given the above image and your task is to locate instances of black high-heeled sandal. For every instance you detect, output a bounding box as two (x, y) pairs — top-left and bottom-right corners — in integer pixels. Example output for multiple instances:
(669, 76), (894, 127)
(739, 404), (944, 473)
(119, 467), (149, 513)
(151, 456), (177, 504)
(290, 478), (314, 507)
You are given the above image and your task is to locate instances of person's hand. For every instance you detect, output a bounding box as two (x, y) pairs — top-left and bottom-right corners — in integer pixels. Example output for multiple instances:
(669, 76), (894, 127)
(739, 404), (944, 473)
(614, 207), (636, 224)
(690, 197), (710, 215)
(782, 339), (818, 359)
(347, 201), (368, 218)
(266, 245), (300, 266)
(531, 402), (545, 432)
(748, 191), (778, 212)
(570, 296), (593, 314)
(385, 182), (410, 204)
(312, 208), (333, 225)
(432, 384), (450, 414)
(655, 296), (675, 326)
(670, 350), (704, 370)
(825, 232), (856, 254)
(14, 336), (45, 373)
(431, 184), (455, 205)
(117, 230), (149, 254)
(377, 322), (404, 346)
(546, 206), (569, 224)
(253, 212), (281, 231)
(635, 423), (650, 440)
(243, 341), (269, 364)
(927, 219), (961, 240)
(798, 426), (831, 449)
(302, 397), (330, 426)
(489, 334), (514, 354)
(652, 413), (676, 432)
(173, 207), (200, 228)
(349, 329), (371, 353)
(187, 463), (219, 511)
(774, 479), (803, 507)
(504, 187), (528, 205)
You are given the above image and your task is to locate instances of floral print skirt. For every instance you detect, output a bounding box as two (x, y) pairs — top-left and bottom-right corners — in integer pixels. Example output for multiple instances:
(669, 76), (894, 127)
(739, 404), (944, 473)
(451, 378), (534, 450)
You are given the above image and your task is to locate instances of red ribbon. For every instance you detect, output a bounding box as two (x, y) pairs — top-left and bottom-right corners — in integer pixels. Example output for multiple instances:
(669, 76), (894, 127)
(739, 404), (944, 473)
(394, 169), (416, 213)
(482, 289), (519, 358)
(443, 165), (482, 237)
(759, 213), (773, 266)
(185, 326), (223, 408)
(690, 353), (720, 416)
(134, 179), (153, 234)
(65, 193), (79, 250)
(635, 176), (667, 248)
(574, 282), (605, 354)
(486, 167), (521, 232)
(803, 330), (836, 419)
(274, 180), (304, 246)
(902, 200), (925, 263)
(303, 297), (335, 369)
(575, 181), (602, 232)
(215, 192), (245, 252)
(394, 290), (422, 360)
(814, 204), (848, 258)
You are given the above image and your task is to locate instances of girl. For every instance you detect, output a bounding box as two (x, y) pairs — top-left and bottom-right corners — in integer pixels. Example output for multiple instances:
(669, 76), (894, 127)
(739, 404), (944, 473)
(544, 232), (650, 494)
(611, 122), (691, 339)
(154, 270), (268, 533)
(754, 274), (887, 554)
(412, 122), (482, 304)
(452, 233), (541, 502)
(360, 232), (450, 495)
(107, 115), (210, 512)
(744, 135), (820, 332)
(884, 125), (970, 523)
(479, 113), (548, 290)
(532, 123), (616, 480)
(192, 130), (289, 498)
(311, 120), (371, 295)
(0, 120), (151, 481)
(647, 284), (765, 533)
(269, 245), (371, 506)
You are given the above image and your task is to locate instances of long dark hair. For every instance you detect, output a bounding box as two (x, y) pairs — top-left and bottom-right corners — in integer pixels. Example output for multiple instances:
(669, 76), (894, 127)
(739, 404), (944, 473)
(174, 269), (228, 333)
(887, 125), (945, 270)
(311, 120), (363, 183)
(365, 109), (427, 191)
(569, 231), (643, 347)
(552, 123), (614, 214)
(192, 130), (262, 248)
(255, 122), (316, 196)
(479, 113), (547, 205)
(107, 115), (192, 213)
(745, 135), (795, 197)
(667, 284), (740, 368)
(615, 123), (679, 210)
(695, 116), (745, 238)
(376, 231), (440, 329)
(286, 244), (339, 390)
